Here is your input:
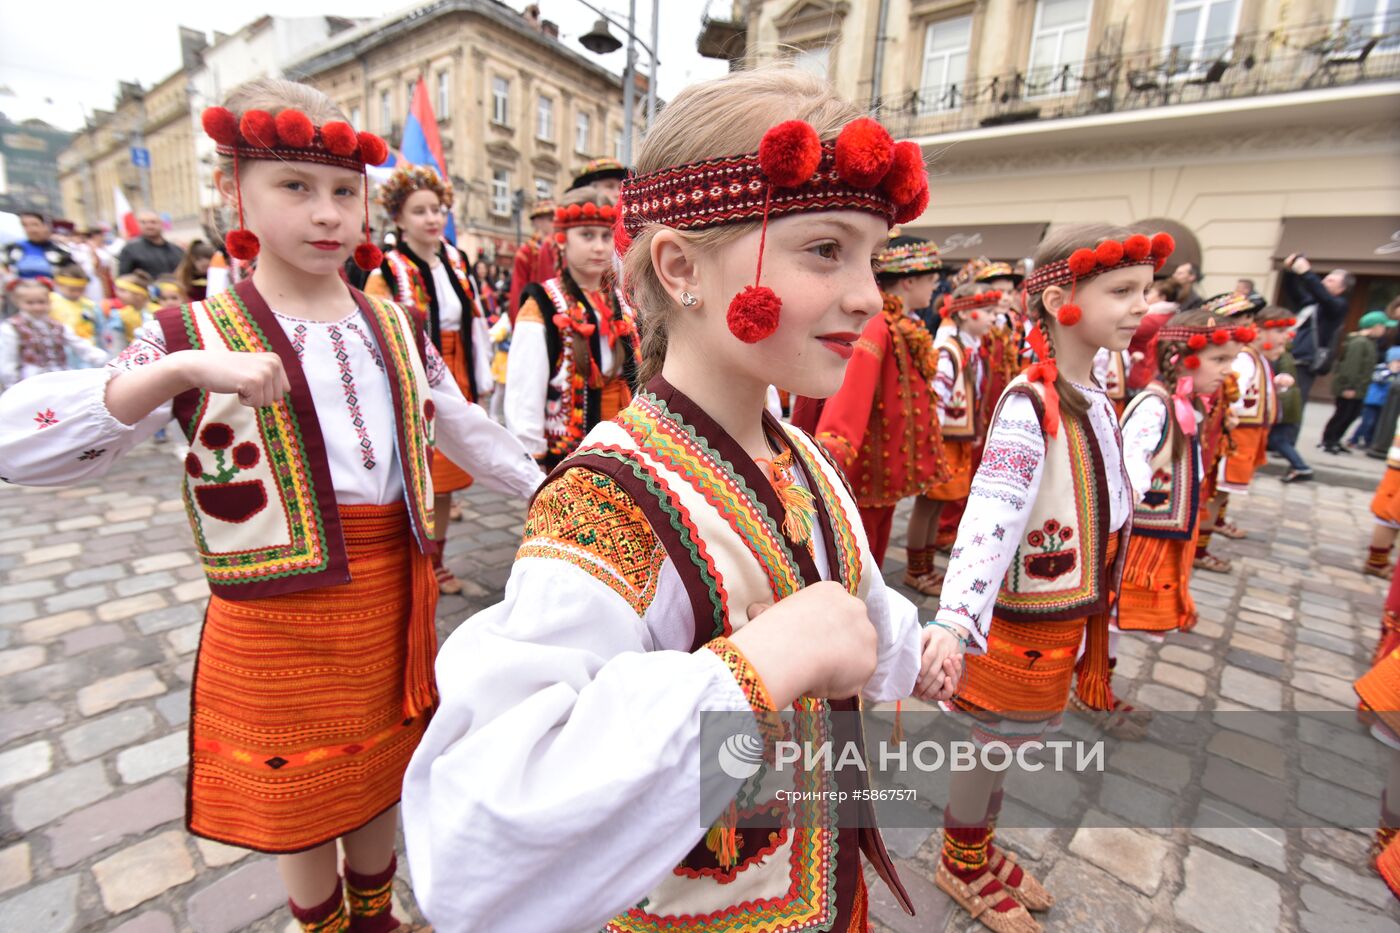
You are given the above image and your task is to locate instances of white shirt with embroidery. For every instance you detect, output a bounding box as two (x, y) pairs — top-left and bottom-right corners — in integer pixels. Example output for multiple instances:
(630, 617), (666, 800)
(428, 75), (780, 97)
(933, 331), (983, 425)
(1229, 348), (1260, 416)
(1091, 347), (1129, 394)
(0, 319), (109, 389)
(401, 459), (923, 931)
(934, 384), (1131, 648)
(1121, 392), (1205, 505)
(0, 311), (543, 502)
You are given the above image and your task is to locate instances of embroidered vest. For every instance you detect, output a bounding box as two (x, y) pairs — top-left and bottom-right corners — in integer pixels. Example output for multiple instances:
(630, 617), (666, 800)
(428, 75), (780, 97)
(994, 376), (1129, 621)
(936, 334), (978, 440)
(1103, 350), (1127, 402)
(8, 313), (67, 371)
(1121, 385), (1199, 540)
(546, 379), (912, 932)
(1235, 346), (1277, 427)
(157, 279), (436, 599)
(536, 277), (638, 459)
(383, 242), (479, 320)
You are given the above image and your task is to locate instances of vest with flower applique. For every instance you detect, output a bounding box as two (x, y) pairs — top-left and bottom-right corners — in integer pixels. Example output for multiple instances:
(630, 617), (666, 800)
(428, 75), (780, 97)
(1102, 349), (1127, 402)
(993, 375), (1130, 621)
(1121, 384), (1199, 540)
(935, 334), (979, 440)
(1234, 346), (1278, 428)
(540, 377), (914, 933)
(156, 278), (436, 600)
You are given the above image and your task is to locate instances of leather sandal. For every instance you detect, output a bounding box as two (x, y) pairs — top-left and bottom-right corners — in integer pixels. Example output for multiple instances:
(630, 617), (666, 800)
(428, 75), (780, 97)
(935, 862), (1042, 933)
(1193, 553), (1232, 573)
(1214, 520), (1246, 540)
(988, 847), (1054, 911)
(1069, 692), (1152, 741)
(903, 570), (945, 597)
(434, 565), (464, 595)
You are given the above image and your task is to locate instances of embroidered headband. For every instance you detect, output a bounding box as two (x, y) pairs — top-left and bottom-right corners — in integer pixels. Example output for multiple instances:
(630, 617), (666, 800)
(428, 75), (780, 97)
(1155, 317), (1251, 371)
(1260, 316), (1298, 329)
(201, 106), (388, 271)
(1024, 232), (1176, 327)
(377, 164), (454, 218)
(619, 116), (930, 343)
(54, 274), (89, 287)
(974, 261), (1021, 284)
(553, 201), (620, 243)
(875, 238), (941, 277)
(1200, 292), (1267, 318)
(940, 289), (1002, 320)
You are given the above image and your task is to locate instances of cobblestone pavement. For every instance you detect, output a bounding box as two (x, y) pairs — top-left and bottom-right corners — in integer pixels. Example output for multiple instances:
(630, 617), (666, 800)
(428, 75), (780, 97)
(2, 439), (1399, 931)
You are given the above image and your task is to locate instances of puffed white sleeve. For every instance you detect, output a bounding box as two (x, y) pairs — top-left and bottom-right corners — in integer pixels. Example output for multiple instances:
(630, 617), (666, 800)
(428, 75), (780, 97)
(1121, 394), (1168, 504)
(0, 324), (171, 485)
(503, 306), (549, 457)
(470, 311), (494, 396)
(860, 569), (923, 702)
(933, 345), (956, 422)
(1229, 351), (1257, 415)
(1092, 347), (1110, 387)
(934, 393), (1046, 650)
(401, 471), (768, 933)
(423, 340), (543, 499)
(0, 322), (18, 389)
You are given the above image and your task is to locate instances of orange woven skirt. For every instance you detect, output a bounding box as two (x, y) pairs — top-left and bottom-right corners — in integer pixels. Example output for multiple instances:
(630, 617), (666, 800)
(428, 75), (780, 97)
(599, 374), (632, 422)
(1221, 425), (1268, 488)
(1118, 534), (1197, 633)
(952, 533), (1120, 723)
(187, 503), (439, 853)
(924, 439), (973, 502)
(1373, 469), (1400, 526)
(1357, 648), (1400, 739)
(431, 330), (474, 493)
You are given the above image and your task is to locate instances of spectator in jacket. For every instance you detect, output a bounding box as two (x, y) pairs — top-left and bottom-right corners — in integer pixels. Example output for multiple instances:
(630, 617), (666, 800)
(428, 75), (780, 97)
(117, 211), (184, 278)
(1268, 341), (1312, 482)
(1352, 346), (1400, 448)
(1283, 253), (1355, 401)
(1172, 261), (1203, 310)
(1322, 311), (1391, 453)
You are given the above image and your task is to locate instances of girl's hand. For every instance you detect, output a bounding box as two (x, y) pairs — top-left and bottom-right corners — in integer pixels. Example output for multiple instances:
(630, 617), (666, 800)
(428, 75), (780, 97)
(1274, 373), (1295, 390)
(730, 581), (878, 706)
(181, 350), (291, 408)
(914, 625), (965, 701)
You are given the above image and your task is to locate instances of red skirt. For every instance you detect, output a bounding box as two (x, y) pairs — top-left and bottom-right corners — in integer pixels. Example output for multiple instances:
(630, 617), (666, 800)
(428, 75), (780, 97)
(1221, 425), (1268, 488)
(187, 503), (439, 852)
(924, 439), (974, 502)
(1118, 534), (1197, 632)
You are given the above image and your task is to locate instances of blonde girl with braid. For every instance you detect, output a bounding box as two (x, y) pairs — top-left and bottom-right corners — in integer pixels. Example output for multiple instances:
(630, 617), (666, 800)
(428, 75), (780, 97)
(931, 223), (1174, 932)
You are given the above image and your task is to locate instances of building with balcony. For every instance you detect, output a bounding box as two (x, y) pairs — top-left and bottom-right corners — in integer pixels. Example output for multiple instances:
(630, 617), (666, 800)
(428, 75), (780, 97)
(718, 0), (1400, 325)
(288, 0), (639, 261)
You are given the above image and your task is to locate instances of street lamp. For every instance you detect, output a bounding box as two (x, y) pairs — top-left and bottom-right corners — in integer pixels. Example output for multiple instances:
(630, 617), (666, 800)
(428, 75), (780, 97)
(570, 0), (659, 166)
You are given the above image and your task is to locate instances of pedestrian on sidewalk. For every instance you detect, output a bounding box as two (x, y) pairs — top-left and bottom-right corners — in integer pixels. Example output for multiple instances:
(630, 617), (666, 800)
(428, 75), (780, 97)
(1322, 311), (1392, 454)
(1351, 346), (1400, 449)
(1281, 253), (1354, 401)
(1263, 312), (1313, 482)
(0, 77), (543, 933)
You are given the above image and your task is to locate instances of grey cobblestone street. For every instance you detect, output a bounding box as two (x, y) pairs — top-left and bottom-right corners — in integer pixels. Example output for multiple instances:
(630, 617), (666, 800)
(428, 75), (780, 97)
(3, 439), (1400, 931)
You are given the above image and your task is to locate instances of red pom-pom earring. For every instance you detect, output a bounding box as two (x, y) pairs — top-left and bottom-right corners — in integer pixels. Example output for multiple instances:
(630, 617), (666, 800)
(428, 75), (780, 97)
(226, 229), (260, 261)
(758, 121), (822, 188)
(727, 286), (782, 343)
(353, 242), (383, 271)
(1056, 303), (1082, 326)
(1184, 355), (1201, 370)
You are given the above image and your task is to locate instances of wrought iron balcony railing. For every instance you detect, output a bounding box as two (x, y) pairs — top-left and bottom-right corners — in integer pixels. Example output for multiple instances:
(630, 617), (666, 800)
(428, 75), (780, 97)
(877, 14), (1400, 139)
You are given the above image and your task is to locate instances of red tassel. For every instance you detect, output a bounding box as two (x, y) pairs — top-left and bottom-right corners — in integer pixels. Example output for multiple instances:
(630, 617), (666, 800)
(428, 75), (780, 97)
(892, 700), (905, 745)
(226, 229), (260, 260)
(353, 242), (383, 271)
(1056, 303), (1082, 326)
(727, 286), (781, 343)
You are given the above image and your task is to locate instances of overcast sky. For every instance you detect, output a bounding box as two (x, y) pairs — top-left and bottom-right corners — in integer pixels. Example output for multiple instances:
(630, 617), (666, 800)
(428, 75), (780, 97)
(0, 0), (730, 131)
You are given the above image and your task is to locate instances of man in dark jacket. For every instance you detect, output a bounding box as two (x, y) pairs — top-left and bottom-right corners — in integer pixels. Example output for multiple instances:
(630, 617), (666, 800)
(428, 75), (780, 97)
(1321, 311), (1390, 453)
(1282, 252), (1354, 401)
(117, 211), (184, 278)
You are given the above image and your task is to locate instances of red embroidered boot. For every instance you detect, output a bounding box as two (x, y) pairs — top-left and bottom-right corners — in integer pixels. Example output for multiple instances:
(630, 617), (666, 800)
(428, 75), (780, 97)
(290, 879), (350, 933)
(903, 546), (944, 596)
(935, 809), (1041, 933)
(984, 790), (1053, 911)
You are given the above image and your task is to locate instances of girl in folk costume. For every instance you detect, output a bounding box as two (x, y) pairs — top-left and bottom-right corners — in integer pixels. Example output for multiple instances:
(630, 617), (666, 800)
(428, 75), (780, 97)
(907, 284), (995, 595)
(933, 225), (1173, 932)
(505, 185), (640, 468)
(0, 279), (108, 389)
(365, 164), (495, 594)
(402, 68), (963, 932)
(507, 199), (554, 322)
(49, 263), (105, 347)
(1366, 426), (1400, 579)
(1355, 602), (1400, 901)
(1092, 344), (1130, 416)
(814, 234), (950, 566)
(1190, 292), (1265, 572)
(0, 78), (542, 933)
(1116, 308), (1240, 636)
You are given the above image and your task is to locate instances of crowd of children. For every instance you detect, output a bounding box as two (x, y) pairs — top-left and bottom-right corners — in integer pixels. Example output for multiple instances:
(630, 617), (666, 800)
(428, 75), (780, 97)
(0, 65), (1397, 933)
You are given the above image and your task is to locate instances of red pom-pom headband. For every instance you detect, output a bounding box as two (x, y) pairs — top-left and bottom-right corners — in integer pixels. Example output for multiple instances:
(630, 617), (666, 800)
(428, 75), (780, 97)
(1022, 232), (1173, 329)
(618, 116), (929, 343)
(1260, 317), (1298, 329)
(201, 106), (385, 271)
(941, 290), (1003, 319)
(553, 202), (618, 232)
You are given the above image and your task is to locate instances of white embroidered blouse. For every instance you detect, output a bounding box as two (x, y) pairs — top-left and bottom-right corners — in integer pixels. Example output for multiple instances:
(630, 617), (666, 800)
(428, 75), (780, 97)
(934, 384), (1132, 648)
(933, 331), (984, 425)
(0, 309), (543, 503)
(1120, 392), (1204, 505)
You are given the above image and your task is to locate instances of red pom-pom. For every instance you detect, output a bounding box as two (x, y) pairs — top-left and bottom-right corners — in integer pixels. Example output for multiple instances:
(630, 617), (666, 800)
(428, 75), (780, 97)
(758, 120), (822, 188)
(893, 185), (929, 225)
(1184, 355), (1201, 370)
(274, 110), (314, 148)
(1067, 248), (1098, 277)
(567, 204), (583, 220)
(834, 117), (894, 189)
(239, 110), (279, 148)
(599, 204), (617, 223)
(1057, 303), (1083, 326)
(1150, 232), (1176, 259)
(1261, 341), (1274, 351)
(581, 202), (599, 218)
(1234, 326), (1257, 343)
(1187, 334), (1208, 350)
(1123, 234), (1151, 261)
(201, 107), (239, 145)
(881, 141), (926, 204)
(353, 242), (383, 271)
(727, 286), (782, 343)
(321, 121), (357, 156)
(1211, 329), (1231, 345)
(226, 229), (260, 260)
(357, 132), (388, 166)
(554, 232), (566, 244)
(1095, 239), (1125, 267)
